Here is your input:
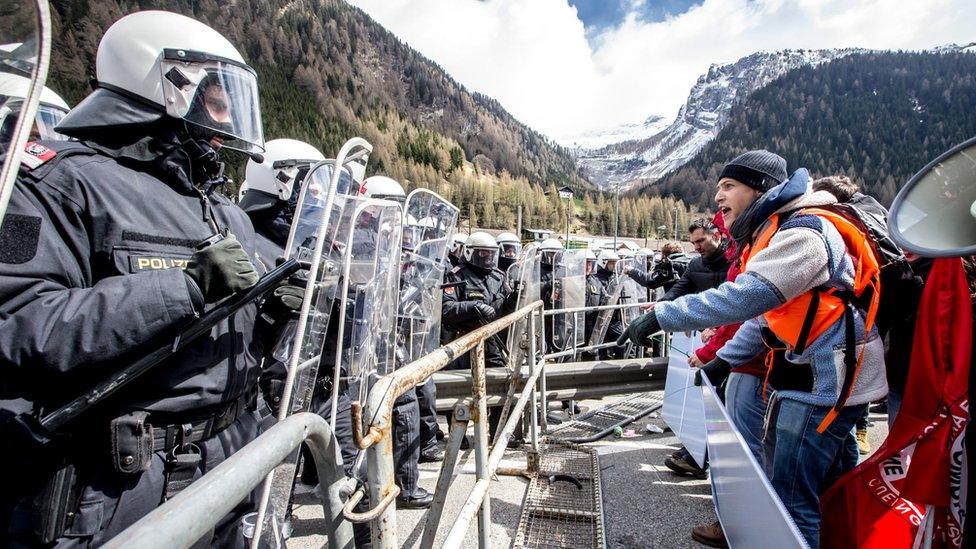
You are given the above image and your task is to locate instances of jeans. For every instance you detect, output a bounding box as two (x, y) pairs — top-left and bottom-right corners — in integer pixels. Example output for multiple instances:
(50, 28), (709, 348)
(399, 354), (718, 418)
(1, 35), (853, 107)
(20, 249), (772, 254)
(887, 390), (903, 428)
(725, 372), (769, 468)
(764, 397), (866, 548)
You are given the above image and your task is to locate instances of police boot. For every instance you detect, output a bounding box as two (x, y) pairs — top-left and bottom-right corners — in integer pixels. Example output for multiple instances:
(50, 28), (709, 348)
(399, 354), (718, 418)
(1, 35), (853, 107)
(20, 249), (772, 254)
(397, 486), (434, 509)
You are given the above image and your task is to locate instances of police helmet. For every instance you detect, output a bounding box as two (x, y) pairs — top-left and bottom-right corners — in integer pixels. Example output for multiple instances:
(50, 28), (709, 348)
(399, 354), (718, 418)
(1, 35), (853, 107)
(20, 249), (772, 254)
(496, 231), (522, 260)
(0, 72), (70, 142)
(61, 11), (264, 154)
(463, 231), (498, 272)
(597, 250), (619, 272)
(241, 138), (324, 213)
(539, 237), (563, 266)
(359, 175), (405, 204)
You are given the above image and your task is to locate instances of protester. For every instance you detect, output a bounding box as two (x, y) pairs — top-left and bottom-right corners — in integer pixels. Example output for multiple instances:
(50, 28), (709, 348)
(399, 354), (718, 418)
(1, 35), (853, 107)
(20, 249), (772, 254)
(618, 150), (888, 547)
(626, 242), (685, 292)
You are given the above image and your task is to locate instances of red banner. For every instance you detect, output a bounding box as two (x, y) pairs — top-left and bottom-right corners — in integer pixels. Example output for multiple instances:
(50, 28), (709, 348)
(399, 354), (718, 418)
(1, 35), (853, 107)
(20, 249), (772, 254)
(820, 258), (971, 548)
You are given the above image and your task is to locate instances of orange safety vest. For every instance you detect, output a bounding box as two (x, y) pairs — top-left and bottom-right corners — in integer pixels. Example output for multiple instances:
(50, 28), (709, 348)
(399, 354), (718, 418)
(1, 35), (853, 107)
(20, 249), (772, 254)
(742, 207), (881, 432)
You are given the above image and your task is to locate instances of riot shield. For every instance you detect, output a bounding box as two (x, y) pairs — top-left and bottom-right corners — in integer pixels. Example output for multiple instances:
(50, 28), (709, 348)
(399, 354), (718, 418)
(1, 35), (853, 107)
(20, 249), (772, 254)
(254, 138), (374, 546)
(505, 243), (541, 371)
(618, 259), (645, 326)
(0, 1), (51, 220)
(334, 198), (403, 407)
(396, 189), (459, 366)
(586, 268), (622, 348)
(549, 249), (586, 352)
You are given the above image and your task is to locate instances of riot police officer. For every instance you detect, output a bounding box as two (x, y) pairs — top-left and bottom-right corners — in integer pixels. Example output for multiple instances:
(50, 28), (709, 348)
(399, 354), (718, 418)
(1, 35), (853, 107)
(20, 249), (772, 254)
(496, 231), (522, 272)
(0, 11), (279, 546)
(592, 250), (625, 359)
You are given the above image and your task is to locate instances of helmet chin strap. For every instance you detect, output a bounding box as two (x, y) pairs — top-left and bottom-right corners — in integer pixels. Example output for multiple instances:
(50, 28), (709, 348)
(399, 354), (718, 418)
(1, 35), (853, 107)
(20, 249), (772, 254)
(179, 122), (225, 190)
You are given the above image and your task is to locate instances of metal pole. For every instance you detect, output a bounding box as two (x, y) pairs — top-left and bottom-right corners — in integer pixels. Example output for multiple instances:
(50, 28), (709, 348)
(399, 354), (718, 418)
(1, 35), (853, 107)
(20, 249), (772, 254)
(105, 414), (352, 549)
(614, 182), (620, 247)
(528, 311), (539, 454)
(537, 311), (549, 434)
(420, 403), (470, 549)
(366, 396), (398, 548)
(517, 203), (523, 238)
(672, 206), (678, 239)
(472, 342), (491, 548)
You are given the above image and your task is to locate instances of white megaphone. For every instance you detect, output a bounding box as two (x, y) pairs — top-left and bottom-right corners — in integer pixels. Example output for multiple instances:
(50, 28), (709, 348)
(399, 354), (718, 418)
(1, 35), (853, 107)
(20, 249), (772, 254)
(889, 135), (976, 257)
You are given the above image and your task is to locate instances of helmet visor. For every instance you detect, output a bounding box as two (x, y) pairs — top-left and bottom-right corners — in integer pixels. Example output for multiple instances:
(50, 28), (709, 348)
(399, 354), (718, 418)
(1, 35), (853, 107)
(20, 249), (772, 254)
(35, 104), (68, 141)
(160, 50), (264, 154)
(468, 247), (498, 271)
(500, 242), (521, 259)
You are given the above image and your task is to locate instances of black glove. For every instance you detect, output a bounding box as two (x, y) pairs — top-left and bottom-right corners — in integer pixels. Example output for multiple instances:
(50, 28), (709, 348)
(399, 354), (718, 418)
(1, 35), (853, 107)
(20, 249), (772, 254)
(473, 302), (497, 324)
(184, 235), (259, 303)
(260, 283), (305, 325)
(616, 310), (660, 347)
(694, 357), (732, 387)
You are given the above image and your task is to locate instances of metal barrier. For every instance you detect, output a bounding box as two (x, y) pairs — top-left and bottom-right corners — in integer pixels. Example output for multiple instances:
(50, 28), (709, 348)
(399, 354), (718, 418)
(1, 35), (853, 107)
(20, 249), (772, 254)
(107, 296), (660, 548)
(104, 413), (353, 549)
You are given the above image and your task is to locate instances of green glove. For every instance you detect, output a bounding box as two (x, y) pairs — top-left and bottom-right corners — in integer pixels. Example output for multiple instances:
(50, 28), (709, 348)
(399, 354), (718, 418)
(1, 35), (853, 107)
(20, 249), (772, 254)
(184, 234), (259, 303)
(616, 311), (661, 347)
(260, 283), (305, 325)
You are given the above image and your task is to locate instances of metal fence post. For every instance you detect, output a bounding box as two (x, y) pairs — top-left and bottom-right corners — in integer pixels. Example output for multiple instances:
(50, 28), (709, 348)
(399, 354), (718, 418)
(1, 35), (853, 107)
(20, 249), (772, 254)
(420, 401), (471, 549)
(472, 341), (491, 548)
(365, 396), (398, 548)
(537, 311), (549, 434)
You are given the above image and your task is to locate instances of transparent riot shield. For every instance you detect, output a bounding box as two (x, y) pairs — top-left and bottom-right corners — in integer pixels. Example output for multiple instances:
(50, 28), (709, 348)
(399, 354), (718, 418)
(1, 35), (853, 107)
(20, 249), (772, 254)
(618, 259), (644, 326)
(0, 1), (51, 220)
(334, 198), (403, 407)
(586, 269), (622, 348)
(254, 138), (373, 545)
(505, 243), (541, 371)
(549, 249), (586, 352)
(396, 189), (459, 366)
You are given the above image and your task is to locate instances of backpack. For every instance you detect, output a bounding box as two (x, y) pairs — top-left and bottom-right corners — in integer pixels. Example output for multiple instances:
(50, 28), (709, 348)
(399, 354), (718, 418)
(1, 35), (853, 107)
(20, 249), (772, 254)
(816, 202), (915, 333)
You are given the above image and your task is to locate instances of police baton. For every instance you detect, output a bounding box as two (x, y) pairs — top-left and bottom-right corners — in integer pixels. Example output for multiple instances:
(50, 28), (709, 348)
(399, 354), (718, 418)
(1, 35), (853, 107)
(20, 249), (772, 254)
(38, 258), (301, 434)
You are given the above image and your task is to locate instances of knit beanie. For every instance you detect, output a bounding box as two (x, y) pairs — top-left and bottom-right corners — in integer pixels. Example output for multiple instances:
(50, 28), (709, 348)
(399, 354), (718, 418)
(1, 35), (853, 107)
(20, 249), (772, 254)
(718, 150), (788, 192)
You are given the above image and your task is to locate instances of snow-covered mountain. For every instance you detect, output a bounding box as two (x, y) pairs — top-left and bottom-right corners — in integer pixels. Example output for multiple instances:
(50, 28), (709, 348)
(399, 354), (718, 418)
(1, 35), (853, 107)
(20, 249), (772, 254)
(563, 115), (670, 150)
(576, 48), (865, 191)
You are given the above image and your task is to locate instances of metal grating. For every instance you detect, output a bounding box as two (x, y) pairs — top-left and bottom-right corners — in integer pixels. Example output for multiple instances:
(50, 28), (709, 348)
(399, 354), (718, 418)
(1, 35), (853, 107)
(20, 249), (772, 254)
(549, 392), (664, 443)
(514, 441), (606, 549)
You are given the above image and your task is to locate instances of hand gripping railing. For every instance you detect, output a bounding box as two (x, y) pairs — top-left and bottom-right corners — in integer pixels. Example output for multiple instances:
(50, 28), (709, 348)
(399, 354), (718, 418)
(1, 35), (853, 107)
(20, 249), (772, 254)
(349, 300), (546, 549)
(104, 413), (353, 549)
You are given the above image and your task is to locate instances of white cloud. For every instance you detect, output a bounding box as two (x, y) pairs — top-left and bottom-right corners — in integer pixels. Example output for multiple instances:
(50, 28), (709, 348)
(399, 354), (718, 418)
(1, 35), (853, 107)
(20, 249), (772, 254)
(347, 0), (976, 144)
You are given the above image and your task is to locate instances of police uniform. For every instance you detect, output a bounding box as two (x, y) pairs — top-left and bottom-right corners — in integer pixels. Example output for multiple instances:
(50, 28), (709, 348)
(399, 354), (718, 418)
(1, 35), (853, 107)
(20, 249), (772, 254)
(0, 138), (264, 547)
(441, 263), (515, 370)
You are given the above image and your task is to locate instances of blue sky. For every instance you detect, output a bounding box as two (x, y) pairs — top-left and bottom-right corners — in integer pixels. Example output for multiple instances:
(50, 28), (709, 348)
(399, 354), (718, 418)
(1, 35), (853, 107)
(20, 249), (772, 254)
(350, 0), (976, 143)
(569, 0), (701, 31)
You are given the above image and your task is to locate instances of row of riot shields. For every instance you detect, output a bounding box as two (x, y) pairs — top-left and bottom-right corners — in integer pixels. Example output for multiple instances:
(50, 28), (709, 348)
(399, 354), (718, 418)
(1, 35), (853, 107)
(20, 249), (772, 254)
(550, 250), (586, 352)
(258, 139), (461, 539)
(505, 243), (540, 372)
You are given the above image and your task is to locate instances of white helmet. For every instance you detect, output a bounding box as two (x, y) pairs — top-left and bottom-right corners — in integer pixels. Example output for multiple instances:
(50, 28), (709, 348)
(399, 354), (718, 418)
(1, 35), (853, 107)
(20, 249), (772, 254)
(539, 237), (563, 266)
(463, 231), (499, 272)
(0, 72), (70, 142)
(358, 175), (405, 203)
(65, 11), (263, 153)
(402, 214), (438, 251)
(241, 138), (324, 212)
(597, 250), (619, 272)
(585, 249), (598, 274)
(618, 248), (635, 259)
(496, 231), (521, 260)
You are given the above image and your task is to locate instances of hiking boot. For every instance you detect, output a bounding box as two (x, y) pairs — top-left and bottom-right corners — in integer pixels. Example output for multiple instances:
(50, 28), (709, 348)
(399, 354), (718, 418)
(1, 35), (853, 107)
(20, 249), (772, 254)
(664, 454), (707, 480)
(691, 521), (728, 548)
(856, 427), (871, 455)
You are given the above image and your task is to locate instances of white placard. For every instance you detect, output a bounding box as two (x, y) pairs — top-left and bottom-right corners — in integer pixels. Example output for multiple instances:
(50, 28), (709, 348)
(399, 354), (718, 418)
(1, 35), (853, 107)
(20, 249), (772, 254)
(661, 331), (707, 467)
(701, 375), (807, 548)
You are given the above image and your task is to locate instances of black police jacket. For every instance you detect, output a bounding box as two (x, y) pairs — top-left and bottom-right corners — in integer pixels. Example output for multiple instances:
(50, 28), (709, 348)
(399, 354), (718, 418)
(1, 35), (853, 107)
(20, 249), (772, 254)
(588, 268), (622, 333)
(441, 263), (515, 369)
(0, 139), (263, 416)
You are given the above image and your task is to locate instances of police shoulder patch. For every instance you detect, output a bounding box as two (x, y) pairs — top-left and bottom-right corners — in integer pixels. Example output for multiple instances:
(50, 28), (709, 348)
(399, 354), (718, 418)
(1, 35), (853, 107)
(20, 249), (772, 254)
(20, 142), (56, 170)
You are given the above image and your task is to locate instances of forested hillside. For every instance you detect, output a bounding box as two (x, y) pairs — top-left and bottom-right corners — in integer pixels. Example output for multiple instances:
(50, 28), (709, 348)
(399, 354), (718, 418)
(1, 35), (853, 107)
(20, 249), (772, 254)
(42, 0), (694, 237)
(648, 51), (976, 208)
